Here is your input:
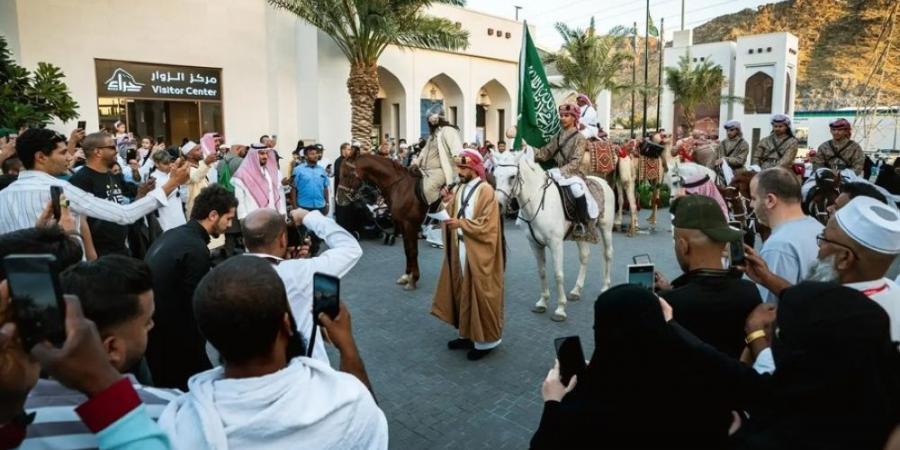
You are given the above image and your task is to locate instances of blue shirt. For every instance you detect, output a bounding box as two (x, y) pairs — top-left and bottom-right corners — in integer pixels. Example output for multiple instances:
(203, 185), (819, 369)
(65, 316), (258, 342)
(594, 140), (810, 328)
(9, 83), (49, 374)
(758, 216), (824, 304)
(293, 163), (329, 209)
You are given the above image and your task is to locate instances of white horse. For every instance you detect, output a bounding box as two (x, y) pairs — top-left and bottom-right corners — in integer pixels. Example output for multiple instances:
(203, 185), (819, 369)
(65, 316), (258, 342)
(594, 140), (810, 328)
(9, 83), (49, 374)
(494, 149), (615, 321)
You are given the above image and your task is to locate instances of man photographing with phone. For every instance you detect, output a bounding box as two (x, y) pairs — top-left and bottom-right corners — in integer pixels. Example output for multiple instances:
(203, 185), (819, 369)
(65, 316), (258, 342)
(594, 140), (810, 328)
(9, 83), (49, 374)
(654, 195), (762, 358)
(0, 129), (190, 240)
(241, 206), (362, 364)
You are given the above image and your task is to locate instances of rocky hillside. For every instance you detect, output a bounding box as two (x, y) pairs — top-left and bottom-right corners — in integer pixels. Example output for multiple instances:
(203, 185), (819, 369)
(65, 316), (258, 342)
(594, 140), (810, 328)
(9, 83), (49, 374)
(693, 0), (899, 110)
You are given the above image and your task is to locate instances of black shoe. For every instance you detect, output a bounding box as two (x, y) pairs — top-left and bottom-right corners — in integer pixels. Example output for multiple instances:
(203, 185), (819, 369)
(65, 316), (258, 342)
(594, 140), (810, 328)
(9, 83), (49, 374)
(447, 338), (474, 350)
(467, 348), (494, 361)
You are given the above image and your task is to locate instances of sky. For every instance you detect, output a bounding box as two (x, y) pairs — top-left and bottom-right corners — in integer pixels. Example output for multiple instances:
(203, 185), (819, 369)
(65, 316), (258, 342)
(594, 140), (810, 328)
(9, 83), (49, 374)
(465, 0), (777, 49)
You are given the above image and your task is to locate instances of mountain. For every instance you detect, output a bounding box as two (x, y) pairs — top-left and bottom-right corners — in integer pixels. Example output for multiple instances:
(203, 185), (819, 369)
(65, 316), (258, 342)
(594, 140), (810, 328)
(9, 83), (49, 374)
(693, 0), (899, 110)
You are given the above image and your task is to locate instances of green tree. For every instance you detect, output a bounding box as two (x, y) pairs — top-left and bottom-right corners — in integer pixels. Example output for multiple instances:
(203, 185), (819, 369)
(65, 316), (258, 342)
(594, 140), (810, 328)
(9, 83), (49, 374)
(0, 35), (78, 130)
(543, 18), (631, 103)
(664, 53), (730, 132)
(268, 0), (469, 149)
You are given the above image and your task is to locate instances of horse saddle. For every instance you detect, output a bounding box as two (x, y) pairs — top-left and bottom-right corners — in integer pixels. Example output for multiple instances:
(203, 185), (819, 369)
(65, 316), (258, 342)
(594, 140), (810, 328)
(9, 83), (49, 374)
(414, 178), (444, 213)
(555, 181), (579, 223)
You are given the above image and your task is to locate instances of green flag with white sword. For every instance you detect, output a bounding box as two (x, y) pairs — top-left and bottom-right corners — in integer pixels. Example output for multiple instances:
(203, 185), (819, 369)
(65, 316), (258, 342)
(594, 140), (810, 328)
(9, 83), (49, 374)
(514, 22), (560, 151)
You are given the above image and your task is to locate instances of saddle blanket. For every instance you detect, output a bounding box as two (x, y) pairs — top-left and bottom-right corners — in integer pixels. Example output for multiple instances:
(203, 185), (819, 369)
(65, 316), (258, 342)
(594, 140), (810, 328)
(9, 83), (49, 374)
(548, 168), (598, 219)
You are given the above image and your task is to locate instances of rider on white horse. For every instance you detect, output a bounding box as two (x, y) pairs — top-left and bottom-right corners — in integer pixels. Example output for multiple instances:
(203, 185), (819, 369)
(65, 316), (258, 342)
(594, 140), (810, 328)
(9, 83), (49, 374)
(534, 104), (599, 232)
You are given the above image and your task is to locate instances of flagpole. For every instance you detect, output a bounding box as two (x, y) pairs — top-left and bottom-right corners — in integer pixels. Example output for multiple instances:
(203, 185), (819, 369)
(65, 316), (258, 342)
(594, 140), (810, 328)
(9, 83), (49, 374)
(642, 0), (650, 138)
(631, 21), (637, 139)
(515, 21), (527, 149)
(657, 17), (664, 133)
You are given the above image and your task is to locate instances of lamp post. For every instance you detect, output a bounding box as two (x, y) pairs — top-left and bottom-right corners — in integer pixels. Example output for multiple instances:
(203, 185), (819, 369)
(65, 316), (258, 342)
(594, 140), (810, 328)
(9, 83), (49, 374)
(514, 6), (522, 21)
(642, 0), (650, 138)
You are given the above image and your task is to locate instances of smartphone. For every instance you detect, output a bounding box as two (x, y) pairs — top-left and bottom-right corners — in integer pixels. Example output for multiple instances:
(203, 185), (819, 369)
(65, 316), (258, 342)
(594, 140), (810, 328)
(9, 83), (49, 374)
(312, 272), (340, 325)
(729, 241), (746, 266)
(77, 120), (86, 130)
(50, 186), (63, 221)
(286, 225), (308, 248)
(627, 263), (655, 290)
(554, 336), (586, 386)
(3, 255), (66, 350)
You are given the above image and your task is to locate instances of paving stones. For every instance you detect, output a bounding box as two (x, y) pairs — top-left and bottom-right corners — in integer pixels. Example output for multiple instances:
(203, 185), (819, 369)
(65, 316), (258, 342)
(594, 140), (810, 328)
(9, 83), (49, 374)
(340, 213), (680, 449)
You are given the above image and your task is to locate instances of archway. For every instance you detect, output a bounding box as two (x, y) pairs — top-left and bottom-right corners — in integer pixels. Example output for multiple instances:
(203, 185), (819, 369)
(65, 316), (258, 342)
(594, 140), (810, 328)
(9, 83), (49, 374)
(421, 73), (464, 139)
(475, 79), (513, 145)
(744, 71), (774, 114)
(375, 67), (406, 146)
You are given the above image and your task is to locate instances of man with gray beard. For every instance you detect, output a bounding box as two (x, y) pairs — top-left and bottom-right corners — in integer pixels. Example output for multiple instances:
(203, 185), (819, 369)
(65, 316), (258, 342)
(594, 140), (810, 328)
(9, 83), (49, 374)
(741, 196), (900, 340)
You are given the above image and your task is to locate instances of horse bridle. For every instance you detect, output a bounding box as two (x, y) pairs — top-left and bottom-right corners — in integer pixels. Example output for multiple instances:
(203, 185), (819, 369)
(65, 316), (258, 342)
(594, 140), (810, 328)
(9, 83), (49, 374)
(336, 159), (365, 204)
(336, 158), (403, 204)
(493, 163), (552, 224)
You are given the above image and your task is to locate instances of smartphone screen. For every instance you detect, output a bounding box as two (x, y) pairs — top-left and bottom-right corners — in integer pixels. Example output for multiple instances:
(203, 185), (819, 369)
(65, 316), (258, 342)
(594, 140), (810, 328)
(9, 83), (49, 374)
(77, 120), (86, 130)
(3, 255), (66, 350)
(632, 254), (652, 264)
(729, 241), (746, 266)
(628, 264), (655, 290)
(286, 225), (308, 248)
(554, 336), (586, 386)
(50, 186), (63, 221)
(312, 272), (340, 325)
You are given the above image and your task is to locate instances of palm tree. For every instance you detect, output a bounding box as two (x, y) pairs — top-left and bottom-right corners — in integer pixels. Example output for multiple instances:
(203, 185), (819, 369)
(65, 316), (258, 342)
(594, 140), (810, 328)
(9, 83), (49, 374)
(543, 18), (630, 103)
(268, 0), (469, 149)
(664, 53), (729, 132)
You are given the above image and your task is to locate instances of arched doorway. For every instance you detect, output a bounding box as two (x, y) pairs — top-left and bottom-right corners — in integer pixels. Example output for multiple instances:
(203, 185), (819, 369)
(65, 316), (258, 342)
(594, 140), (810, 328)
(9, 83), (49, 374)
(475, 79), (513, 145)
(375, 67), (406, 146)
(421, 73), (464, 139)
(744, 71), (774, 114)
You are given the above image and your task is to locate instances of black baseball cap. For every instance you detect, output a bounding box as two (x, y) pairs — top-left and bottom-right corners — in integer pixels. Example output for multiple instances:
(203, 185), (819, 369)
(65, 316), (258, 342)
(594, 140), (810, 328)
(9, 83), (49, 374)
(670, 195), (742, 242)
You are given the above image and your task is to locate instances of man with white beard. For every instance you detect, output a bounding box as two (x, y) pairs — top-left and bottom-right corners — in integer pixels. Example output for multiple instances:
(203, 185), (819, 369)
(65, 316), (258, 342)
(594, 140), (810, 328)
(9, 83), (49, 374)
(741, 196), (900, 340)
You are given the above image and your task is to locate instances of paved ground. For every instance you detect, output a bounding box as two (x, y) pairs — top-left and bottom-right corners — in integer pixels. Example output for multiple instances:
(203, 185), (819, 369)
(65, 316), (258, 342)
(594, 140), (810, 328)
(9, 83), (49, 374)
(332, 211), (682, 449)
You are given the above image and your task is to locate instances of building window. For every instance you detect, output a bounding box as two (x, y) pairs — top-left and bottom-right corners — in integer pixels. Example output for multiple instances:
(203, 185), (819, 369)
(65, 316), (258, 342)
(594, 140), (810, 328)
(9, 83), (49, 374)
(744, 71), (774, 114)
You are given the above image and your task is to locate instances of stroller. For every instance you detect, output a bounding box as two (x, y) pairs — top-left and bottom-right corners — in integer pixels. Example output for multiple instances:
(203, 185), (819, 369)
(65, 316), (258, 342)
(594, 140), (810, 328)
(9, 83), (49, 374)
(357, 184), (397, 245)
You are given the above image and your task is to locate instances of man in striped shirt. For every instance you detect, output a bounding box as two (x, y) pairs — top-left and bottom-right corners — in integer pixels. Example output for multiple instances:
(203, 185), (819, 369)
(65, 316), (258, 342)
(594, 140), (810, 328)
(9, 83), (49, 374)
(0, 128), (190, 238)
(22, 255), (181, 449)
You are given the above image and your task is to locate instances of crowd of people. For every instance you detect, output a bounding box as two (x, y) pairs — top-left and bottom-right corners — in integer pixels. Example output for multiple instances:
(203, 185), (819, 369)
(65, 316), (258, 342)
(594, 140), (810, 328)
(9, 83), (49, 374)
(0, 109), (899, 450)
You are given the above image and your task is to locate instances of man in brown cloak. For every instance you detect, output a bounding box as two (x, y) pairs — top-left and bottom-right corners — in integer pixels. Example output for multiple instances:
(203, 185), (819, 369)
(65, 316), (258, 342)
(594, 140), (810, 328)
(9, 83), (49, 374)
(431, 149), (505, 361)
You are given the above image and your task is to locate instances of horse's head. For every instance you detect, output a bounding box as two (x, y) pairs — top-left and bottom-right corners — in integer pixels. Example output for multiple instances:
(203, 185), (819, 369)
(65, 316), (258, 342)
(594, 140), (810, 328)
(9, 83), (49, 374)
(336, 154), (364, 206)
(493, 150), (533, 210)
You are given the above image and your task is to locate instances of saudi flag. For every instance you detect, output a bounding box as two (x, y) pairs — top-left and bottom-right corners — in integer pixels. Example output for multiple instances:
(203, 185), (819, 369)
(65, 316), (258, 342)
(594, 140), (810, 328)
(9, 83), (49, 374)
(514, 22), (559, 150)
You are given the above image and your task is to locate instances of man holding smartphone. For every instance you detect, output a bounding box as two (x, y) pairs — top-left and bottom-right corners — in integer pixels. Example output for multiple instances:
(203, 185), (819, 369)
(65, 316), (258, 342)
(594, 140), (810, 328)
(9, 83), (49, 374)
(654, 195), (762, 359)
(240, 206), (362, 364)
(0, 129), (190, 239)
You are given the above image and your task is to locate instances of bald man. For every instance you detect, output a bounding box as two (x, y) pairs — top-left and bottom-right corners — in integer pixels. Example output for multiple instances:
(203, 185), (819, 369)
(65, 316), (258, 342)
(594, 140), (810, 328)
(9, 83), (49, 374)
(655, 195), (762, 359)
(241, 207), (362, 364)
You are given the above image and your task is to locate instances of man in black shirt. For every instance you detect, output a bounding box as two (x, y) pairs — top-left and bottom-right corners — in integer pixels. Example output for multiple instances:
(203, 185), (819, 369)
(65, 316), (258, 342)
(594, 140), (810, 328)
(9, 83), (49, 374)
(144, 184), (238, 390)
(655, 195), (762, 359)
(69, 132), (154, 256)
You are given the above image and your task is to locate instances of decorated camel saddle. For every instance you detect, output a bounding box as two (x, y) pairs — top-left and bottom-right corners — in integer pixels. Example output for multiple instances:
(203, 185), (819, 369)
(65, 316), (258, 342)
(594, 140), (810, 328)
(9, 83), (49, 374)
(581, 138), (618, 177)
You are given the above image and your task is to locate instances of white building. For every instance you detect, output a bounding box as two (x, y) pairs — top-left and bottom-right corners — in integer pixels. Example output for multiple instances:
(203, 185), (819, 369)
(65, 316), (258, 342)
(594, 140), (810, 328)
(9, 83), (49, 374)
(660, 30), (799, 158)
(793, 108), (900, 154)
(0, 0), (520, 167)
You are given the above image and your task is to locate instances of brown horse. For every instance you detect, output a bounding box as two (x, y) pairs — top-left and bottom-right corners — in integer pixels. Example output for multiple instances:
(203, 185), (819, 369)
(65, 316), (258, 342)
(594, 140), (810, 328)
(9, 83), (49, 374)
(335, 154), (427, 290)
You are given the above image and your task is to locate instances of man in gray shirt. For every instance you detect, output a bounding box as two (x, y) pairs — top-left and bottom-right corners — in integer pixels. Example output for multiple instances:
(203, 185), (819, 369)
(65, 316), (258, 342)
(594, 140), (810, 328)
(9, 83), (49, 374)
(749, 167), (824, 303)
